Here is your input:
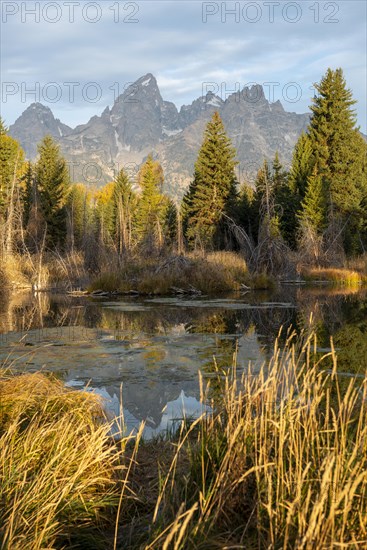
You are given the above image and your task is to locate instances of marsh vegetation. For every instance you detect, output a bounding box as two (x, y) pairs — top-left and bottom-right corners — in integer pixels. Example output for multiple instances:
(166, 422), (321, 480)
(1, 330), (366, 549)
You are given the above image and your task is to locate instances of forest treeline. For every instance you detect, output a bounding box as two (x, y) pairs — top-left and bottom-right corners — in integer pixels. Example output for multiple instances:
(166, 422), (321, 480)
(1, 68), (366, 288)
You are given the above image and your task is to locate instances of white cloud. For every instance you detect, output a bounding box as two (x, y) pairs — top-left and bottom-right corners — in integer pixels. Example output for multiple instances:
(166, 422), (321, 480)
(2, 0), (366, 131)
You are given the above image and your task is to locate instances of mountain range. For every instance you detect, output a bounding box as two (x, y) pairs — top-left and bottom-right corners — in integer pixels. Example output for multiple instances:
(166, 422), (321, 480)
(9, 73), (311, 199)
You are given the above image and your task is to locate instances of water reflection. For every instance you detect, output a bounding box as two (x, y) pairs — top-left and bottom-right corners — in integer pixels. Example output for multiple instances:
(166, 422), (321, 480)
(74, 385), (211, 439)
(0, 287), (366, 435)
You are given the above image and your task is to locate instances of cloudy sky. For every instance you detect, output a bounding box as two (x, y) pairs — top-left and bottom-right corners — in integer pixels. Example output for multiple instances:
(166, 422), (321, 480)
(2, 0), (366, 132)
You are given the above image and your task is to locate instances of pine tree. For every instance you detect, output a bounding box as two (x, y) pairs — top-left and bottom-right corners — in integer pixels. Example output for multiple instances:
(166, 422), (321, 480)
(183, 112), (238, 250)
(236, 181), (254, 240)
(67, 183), (92, 250)
(297, 167), (328, 264)
(35, 136), (70, 248)
(95, 182), (116, 246)
(298, 166), (327, 234)
(135, 154), (166, 251)
(286, 133), (315, 247)
(23, 161), (35, 228)
(163, 199), (178, 250)
(307, 68), (367, 253)
(288, 133), (313, 199)
(272, 152), (287, 193)
(272, 152), (299, 249)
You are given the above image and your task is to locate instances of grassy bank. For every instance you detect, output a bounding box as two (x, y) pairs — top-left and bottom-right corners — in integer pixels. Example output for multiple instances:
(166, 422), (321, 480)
(88, 251), (274, 294)
(2, 250), (367, 294)
(1, 333), (367, 548)
(298, 253), (367, 287)
(0, 368), (137, 550)
(301, 266), (367, 286)
(0, 250), (273, 293)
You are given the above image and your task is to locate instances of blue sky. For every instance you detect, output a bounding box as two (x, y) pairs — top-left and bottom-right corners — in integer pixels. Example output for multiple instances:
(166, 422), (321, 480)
(1, 0), (366, 132)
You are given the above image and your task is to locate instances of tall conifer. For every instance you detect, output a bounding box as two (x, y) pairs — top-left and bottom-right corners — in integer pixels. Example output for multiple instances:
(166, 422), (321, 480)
(183, 112), (238, 250)
(136, 154), (166, 250)
(307, 68), (367, 253)
(35, 136), (70, 247)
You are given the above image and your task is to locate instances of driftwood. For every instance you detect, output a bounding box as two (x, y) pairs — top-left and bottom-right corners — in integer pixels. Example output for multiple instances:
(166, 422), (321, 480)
(66, 290), (89, 296)
(170, 285), (202, 296)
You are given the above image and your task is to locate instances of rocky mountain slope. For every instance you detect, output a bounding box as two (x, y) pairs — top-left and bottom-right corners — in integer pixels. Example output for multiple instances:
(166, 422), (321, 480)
(9, 73), (310, 198)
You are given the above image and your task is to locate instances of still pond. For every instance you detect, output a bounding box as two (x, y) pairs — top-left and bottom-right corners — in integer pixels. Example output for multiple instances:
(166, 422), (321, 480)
(1, 286), (366, 437)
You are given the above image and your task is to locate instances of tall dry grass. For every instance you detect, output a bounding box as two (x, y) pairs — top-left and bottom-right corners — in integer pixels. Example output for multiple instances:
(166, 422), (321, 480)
(0, 369), (134, 550)
(89, 251), (272, 294)
(1, 332), (366, 549)
(147, 331), (367, 549)
(0, 254), (34, 289)
(301, 266), (364, 287)
(0, 250), (88, 290)
(348, 253), (367, 277)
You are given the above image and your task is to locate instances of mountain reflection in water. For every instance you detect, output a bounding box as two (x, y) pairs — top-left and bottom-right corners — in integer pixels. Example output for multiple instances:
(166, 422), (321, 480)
(0, 287), (366, 436)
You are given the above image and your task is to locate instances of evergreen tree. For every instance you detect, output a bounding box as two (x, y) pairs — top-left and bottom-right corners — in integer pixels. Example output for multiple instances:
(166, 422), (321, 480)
(95, 182), (116, 246)
(298, 166), (327, 234)
(181, 169), (198, 241)
(307, 68), (367, 253)
(23, 161), (38, 236)
(359, 192), (367, 252)
(35, 136), (70, 248)
(67, 183), (92, 250)
(236, 181), (254, 240)
(135, 154), (166, 251)
(254, 160), (272, 204)
(286, 133), (315, 247)
(183, 112), (238, 250)
(297, 167), (328, 265)
(272, 151), (287, 194)
(272, 152), (299, 249)
(163, 199), (178, 250)
(288, 133), (313, 199)
(23, 162), (34, 228)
